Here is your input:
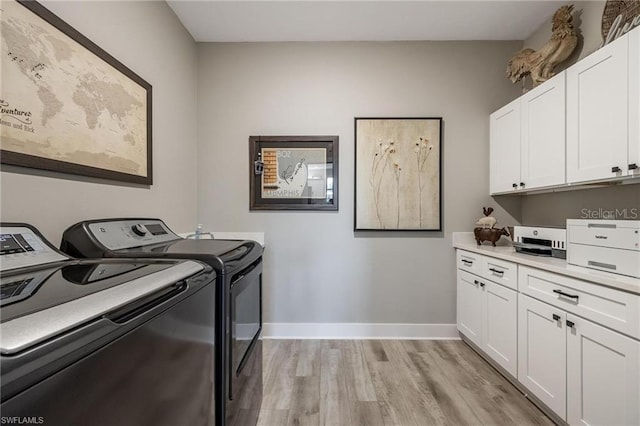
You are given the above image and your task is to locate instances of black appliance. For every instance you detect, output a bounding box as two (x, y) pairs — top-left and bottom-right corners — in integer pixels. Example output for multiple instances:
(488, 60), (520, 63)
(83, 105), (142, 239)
(0, 223), (217, 425)
(60, 218), (263, 426)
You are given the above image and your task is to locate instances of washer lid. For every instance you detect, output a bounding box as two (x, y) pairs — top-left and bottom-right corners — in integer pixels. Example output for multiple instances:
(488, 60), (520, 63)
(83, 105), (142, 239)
(120, 238), (249, 258)
(0, 259), (204, 354)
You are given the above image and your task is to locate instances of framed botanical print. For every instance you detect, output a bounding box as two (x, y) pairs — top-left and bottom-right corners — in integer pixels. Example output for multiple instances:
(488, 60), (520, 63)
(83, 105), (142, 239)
(354, 117), (442, 231)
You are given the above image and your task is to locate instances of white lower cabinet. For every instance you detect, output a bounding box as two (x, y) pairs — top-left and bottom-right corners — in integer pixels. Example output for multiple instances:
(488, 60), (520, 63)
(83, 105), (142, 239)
(457, 270), (517, 377)
(483, 281), (517, 376)
(457, 249), (640, 425)
(517, 293), (640, 424)
(457, 270), (483, 348)
(566, 314), (640, 426)
(518, 294), (567, 419)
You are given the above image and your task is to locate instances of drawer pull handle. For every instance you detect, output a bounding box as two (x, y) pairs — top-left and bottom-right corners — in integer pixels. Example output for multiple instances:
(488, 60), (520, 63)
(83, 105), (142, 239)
(566, 320), (575, 328)
(552, 314), (561, 321)
(489, 268), (504, 276)
(629, 163), (638, 170)
(461, 259), (473, 266)
(553, 289), (579, 300)
(587, 260), (617, 271)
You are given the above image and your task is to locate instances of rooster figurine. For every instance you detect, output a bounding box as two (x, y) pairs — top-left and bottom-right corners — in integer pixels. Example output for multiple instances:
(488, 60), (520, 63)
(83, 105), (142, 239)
(507, 4), (578, 88)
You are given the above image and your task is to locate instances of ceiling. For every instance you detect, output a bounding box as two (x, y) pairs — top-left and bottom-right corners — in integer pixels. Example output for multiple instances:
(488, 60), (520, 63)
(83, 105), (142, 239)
(167, 1), (569, 43)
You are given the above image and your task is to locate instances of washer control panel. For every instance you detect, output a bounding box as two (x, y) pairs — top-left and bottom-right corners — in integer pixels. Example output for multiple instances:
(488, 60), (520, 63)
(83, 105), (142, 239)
(86, 220), (180, 251)
(1, 227), (68, 271)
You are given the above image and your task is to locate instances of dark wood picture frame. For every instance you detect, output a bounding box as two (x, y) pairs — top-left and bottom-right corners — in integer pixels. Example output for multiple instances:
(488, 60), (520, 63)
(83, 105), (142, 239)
(249, 136), (339, 211)
(1, 0), (153, 185)
(354, 117), (443, 231)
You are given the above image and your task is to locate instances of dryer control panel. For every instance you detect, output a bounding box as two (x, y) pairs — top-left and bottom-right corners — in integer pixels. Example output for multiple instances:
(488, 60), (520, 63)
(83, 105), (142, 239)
(1, 227), (68, 271)
(86, 219), (180, 251)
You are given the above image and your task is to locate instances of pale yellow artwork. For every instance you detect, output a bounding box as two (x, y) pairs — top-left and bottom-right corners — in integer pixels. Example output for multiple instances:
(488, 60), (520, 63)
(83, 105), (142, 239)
(356, 118), (441, 230)
(0, 0), (148, 177)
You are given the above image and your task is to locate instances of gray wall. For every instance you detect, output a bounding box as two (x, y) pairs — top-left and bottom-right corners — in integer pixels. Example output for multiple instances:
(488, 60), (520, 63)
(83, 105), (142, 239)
(519, 1), (640, 227)
(197, 41), (522, 324)
(521, 185), (640, 227)
(0, 1), (198, 244)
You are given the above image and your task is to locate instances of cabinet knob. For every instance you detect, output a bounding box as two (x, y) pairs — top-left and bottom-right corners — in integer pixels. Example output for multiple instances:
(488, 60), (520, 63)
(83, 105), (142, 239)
(612, 166), (622, 173)
(474, 280), (479, 285)
(519, 182), (525, 188)
(512, 183), (518, 188)
(629, 163), (638, 170)
(566, 320), (575, 328)
(552, 313), (561, 321)
(480, 282), (485, 288)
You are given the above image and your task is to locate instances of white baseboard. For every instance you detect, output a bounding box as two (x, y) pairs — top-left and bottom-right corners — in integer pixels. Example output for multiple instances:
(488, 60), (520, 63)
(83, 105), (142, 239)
(263, 322), (459, 340)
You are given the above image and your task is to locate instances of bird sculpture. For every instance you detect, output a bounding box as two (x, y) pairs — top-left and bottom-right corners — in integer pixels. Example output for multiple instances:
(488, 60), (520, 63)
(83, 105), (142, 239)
(507, 4), (579, 88)
(475, 207), (497, 229)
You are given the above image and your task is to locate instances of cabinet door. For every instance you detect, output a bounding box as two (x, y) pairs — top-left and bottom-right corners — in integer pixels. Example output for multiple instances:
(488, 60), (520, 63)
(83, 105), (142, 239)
(629, 28), (640, 177)
(490, 99), (521, 194)
(457, 270), (483, 347)
(567, 34), (629, 183)
(567, 314), (640, 426)
(483, 281), (517, 377)
(521, 72), (566, 189)
(518, 294), (567, 419)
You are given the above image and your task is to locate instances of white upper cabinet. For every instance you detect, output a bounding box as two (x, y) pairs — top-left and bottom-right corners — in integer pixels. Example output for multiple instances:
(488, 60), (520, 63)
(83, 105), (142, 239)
(490, 27), (640, 192)
(566, 33), (629, 183)
(490, 98), (521, 194)
(629, 28), (640, 178)
(521, 72), (566, 189)
(490, 72), (567, 195)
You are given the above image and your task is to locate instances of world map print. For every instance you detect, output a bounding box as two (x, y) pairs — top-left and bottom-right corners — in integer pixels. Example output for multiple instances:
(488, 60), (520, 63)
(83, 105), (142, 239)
(0, 0), (149, 179)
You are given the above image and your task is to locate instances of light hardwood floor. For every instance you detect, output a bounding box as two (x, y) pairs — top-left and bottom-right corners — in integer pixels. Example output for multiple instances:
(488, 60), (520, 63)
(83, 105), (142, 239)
(257, 340), (553, 426)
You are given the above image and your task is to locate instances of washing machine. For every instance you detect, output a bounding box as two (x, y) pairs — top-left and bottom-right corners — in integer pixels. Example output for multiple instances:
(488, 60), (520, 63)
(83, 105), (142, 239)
(60, 218), (263, 426)
(0, 223), (217, 425)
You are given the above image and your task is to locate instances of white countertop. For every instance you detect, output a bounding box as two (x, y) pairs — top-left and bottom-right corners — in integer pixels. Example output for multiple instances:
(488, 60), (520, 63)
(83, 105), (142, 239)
(452, 232), (640, 295)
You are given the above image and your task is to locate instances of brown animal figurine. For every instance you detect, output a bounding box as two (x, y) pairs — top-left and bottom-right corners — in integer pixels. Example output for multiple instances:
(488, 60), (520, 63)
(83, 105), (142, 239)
(474, 227), (510, 247)
(507, 4), (578, 87)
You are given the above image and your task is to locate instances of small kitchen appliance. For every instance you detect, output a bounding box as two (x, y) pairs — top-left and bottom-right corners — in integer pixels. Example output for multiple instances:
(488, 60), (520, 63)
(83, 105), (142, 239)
(567, 219), (640, 278)
(512, 225), (567, 259)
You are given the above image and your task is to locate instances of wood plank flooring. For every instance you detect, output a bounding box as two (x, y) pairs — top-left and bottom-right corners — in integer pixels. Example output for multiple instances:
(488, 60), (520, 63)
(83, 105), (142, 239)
(257, 340), (553, 426)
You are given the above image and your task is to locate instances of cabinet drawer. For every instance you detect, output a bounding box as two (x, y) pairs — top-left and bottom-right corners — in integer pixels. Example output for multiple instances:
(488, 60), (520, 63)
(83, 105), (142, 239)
(568, 243), (640, 279)
(519, 266), (640, 339)
(482, 257), (517, 290)
(457, 250), (482, 275)
(567, 221), (640, 251)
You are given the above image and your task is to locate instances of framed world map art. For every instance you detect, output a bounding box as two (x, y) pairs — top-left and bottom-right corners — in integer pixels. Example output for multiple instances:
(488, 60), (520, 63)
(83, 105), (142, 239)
(0, 0), (152, 184)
